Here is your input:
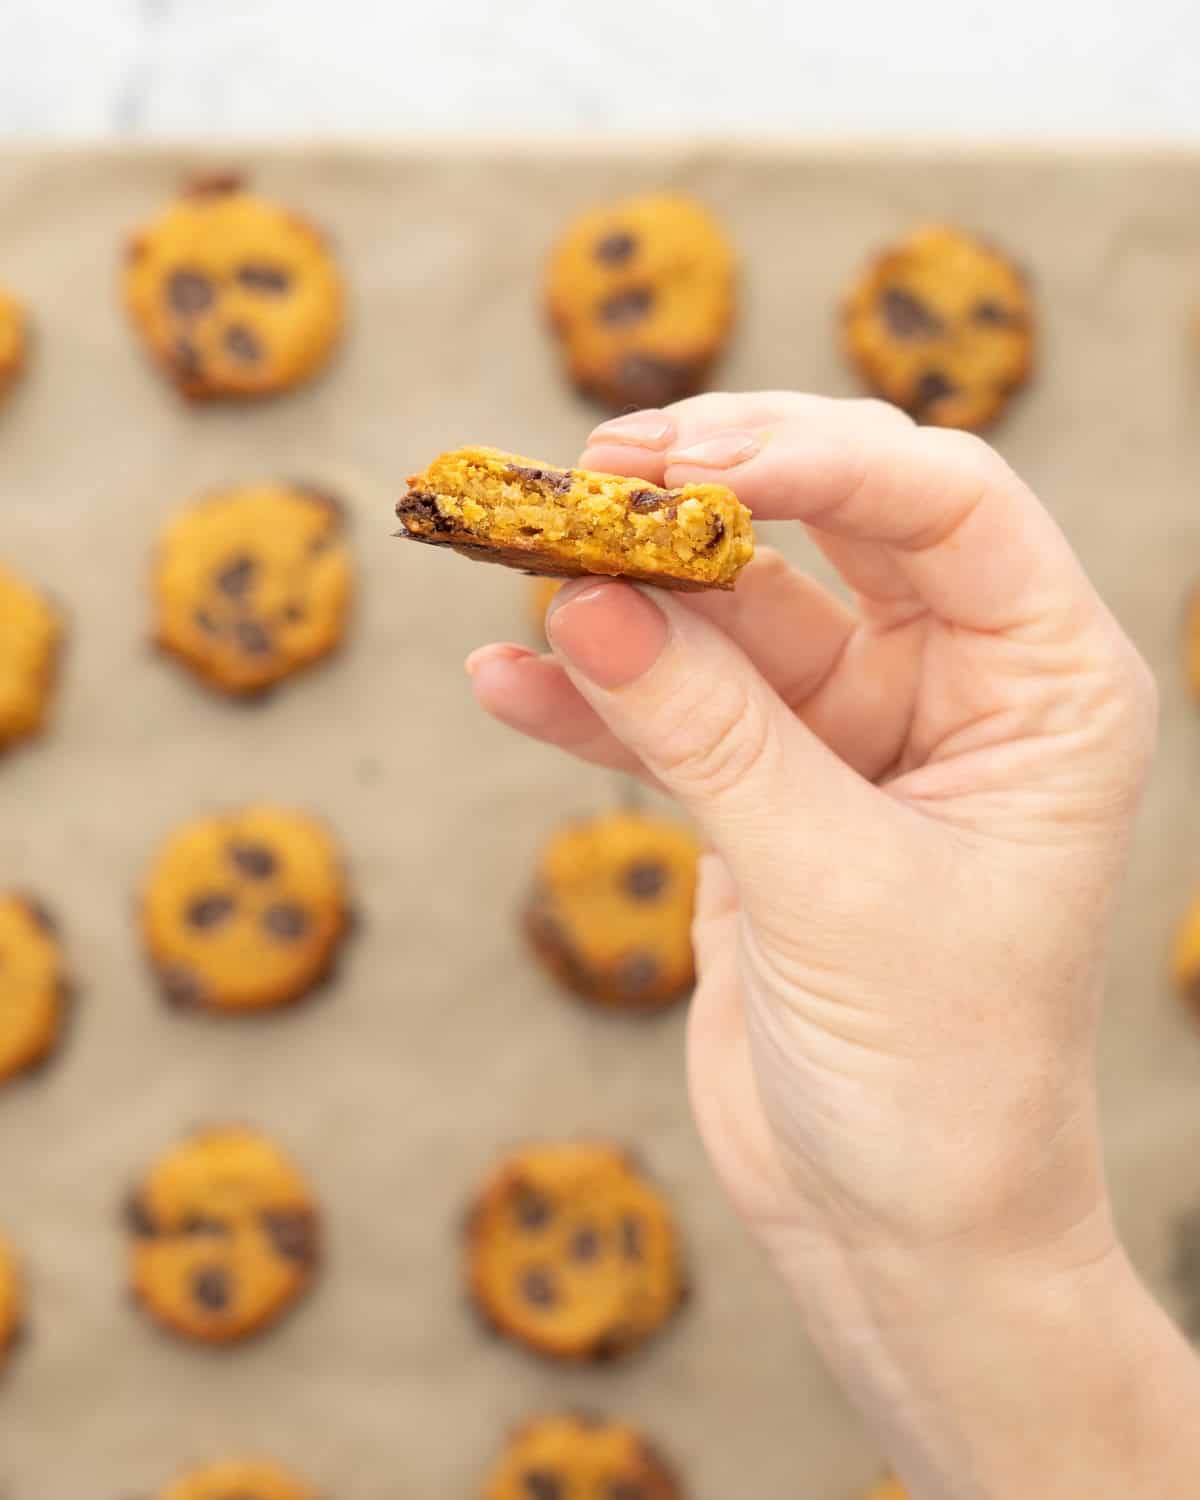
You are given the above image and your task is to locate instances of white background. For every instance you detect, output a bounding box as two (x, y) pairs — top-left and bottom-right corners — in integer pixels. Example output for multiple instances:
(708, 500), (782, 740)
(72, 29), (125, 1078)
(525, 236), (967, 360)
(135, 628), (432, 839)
(2, 0), (1198, 139)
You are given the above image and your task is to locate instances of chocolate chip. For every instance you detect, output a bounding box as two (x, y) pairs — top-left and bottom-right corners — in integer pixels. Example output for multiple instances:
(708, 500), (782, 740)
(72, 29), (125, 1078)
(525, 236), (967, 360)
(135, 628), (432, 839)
(225, 323), (263, 364)
(193, 608), (220, 635)
(215, 554), (257, 598)
(159, 963), (206, 1009)
(617, 353), (689, 407)
(181, 1213), (229, 1237)
(880, 286), (944, 340)
(522, 1472), (563, 1500)
(595, 230), (637, 266)
(506, 465), (573, 495)
(235, 263), (292, 294)
(283, 603), (307, 622)
(628, 488), (667, 514)
(166, 268), (215, 317)
(515, 1189), (553, 1231)
(625, 861), (667, 900)
(125, 1194), (159, 1238)
(520, 1266), (557, 1307)
(616, 952), (659, 992)
(228, 841), (277, 880)
(972, 298), (1013, 327)
(706, 516), (726, 550)
(913, 369), (957, 413)
(621, 1216), (643, 1260)
(568, 1225), (601, 1262)
(608, 1484), (645, 1500)
(599, 286), (654, 326)
(262, 903), (309, 940)
(395, 491), (454, 534)
(172, 338), (203, 379)
(21, 898), (58, 934)
(262, 1209), (318, 1264)
(185, 893), (235, 929)
(234, 619), (272, 656)
(191, 1265), (231, 1311)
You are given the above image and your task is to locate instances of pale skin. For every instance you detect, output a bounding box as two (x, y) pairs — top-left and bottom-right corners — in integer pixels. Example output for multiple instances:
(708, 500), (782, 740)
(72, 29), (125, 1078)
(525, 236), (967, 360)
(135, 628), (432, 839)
(465, 392), (1200, 1499)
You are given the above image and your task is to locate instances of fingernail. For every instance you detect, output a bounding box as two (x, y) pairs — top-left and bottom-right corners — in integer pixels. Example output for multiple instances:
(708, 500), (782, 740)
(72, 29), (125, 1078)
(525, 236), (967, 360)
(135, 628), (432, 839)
(464, 642), (535, 678)
(547, 581), (668, 690)
(667, 430), (761, 470)
(587, 410), (675, 449)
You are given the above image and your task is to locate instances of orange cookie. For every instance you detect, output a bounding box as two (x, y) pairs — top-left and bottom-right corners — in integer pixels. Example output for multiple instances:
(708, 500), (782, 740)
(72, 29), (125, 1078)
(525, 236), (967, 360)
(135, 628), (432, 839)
(0, 1233), (23, 1368)
(0, 560), (63, 754)
(154, 1459), (316, 1500)
(0, 894), (69, 1085)
(483, 1414), (681, 1500)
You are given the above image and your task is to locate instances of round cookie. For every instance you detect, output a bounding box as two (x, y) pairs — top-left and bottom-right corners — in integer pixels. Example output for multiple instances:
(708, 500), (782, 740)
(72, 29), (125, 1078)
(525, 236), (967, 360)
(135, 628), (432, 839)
(842, 224), (1034, 430)
(0, 561), (63, 754)
(1171, 894), (1200, 1009)
(466, 1142), (685, 1362)
(0, 1233), (23, 1367)
(124, 174), (343, 400)
(127, 1126), (320, 1344)
(864, 1481), (908, 1500)
(141, 806), (350, 1014)
(483, 1414), (680, 1500)
(546, 193), (736, 411)
(0, 284), (27, 401)
(0, 894), (69, 1085)
(525, 811), (701, 1010)
(156, 1459), (315, 1500)
(153, 482), (353, 697)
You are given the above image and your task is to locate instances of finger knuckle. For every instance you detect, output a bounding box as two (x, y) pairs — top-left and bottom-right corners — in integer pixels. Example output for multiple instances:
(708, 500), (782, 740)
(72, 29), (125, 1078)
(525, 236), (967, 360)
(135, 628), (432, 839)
(652, 681), (775, 800)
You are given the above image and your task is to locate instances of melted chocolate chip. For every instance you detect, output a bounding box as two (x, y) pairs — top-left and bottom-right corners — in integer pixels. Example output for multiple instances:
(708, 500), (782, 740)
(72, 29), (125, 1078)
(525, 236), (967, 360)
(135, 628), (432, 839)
(913, 369), (957, 413)
(628, 488), (667, 514)
(617, 352), (689, 407)
(166, 268), (215, 317)
(515, 1189), (553, 1231)
(283, 603), (306, 622)
(595, 230), (637, 266)
(522, 1472), (563, 1500)
(706, 516), (726, 550)
(235, 263), (292, 294)
(616, 952), (659, 992)
(608, 1484), (645, 1500)
(125, 1194), (159, 1238)
(234, 618), (272, 656)
(181, 1213), (230, 1237)
(621, 1216), (644, 1260)
(224, 323), (263, 364)
(568, 1225), (601, 1262)
(262, 1209), (318, 1264)
(159, 963), (206, 1009)
(520, 1266), (558, 1308)
(624, 861), (667, 900)
(262, 903), (309, 940)
(506, 465), (573, 495)
(880, 286), (944, 340)
(215, 554), (257, 598)
(395, 491), (455, 534)
(599, 287), (654, 326)
(228, 841), (278, 880)
(191, 1265), (231, 1311)
(193, 608), (220, 636)
(185, 893), (235, 929)
(972, 298), (1013, 327)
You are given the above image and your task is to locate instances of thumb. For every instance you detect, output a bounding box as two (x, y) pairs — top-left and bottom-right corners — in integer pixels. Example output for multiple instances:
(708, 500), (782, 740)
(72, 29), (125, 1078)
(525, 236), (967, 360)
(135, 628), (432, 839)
(545, 579), (878, 918)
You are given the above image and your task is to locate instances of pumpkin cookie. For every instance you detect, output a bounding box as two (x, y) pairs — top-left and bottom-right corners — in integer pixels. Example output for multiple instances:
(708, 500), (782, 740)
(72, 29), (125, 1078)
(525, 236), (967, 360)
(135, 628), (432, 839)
(124, 174), (343, 400)
(397, 447), (752, 591)
(526, 811), (700, 1011)
(843, 224), (1034, 430)
(466, 1142), (685, 1362)
(0, 1233), (23, 1367)
(0, 284), (27, 400)
(483, 1414), (680, 1500)
(547, 193), (735, 409)
(153, 482), (352, 697)
(1171, 894), (1200, 1010)
(864, 1481), (908, 1500)
(141, 806), (350, 1014)
(127, 1126), (320, 1343)
(0, 894), (69, 1085)
(0, 561), (63, 754)
(155, 1459), (316, 1500)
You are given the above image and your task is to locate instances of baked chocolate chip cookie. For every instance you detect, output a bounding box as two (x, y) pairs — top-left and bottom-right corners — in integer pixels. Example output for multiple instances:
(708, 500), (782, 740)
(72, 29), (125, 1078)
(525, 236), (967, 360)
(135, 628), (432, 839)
(124, 173), (343, 400)
(0, 894), (69, 1085)
(843, 224), (1034, 430)
(127, 1126), (320, 1343)
(547, 193), (736, 409)
(0, 1232), (23, 1368)
(525, 811), (701, 1011)
(466, 1142), (685, 1362)
(398, 447), (753, 591)
(140, 806), (351, 1014)
(0, 561), (63, 754)
(154, 1459), (316, 1500)
(153, 482), (353, 697)
(0, 284), (28, 401)
(483, 1414), (681, 1500)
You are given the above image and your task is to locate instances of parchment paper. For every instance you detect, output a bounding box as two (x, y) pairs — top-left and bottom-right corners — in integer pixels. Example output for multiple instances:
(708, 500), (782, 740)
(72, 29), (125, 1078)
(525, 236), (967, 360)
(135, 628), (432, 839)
(2, 144), (1200, 1500)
